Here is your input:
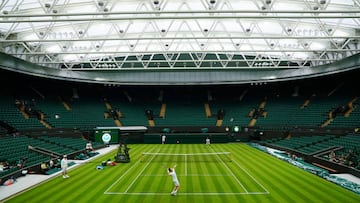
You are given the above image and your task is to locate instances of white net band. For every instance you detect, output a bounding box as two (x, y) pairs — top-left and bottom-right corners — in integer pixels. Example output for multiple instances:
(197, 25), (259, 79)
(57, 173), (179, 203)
(141, 152), (232, 162)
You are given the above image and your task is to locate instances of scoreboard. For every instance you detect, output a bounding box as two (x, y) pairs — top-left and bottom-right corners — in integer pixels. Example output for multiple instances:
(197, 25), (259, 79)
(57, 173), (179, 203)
(93, 126), (148, 144)
(94, 128), (119, 144)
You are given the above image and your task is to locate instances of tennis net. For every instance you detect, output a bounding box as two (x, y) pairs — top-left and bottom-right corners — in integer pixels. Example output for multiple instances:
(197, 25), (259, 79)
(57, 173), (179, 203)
(140, 152), (232, 163)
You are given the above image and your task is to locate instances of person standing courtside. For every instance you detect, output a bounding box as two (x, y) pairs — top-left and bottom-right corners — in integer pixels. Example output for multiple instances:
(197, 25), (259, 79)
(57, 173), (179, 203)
(205, 137), (211, 145)
(61, 155), (69, 178)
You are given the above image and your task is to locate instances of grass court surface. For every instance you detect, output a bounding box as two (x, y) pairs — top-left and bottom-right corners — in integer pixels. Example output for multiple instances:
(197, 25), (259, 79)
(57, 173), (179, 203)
(4, 143), (360, 203)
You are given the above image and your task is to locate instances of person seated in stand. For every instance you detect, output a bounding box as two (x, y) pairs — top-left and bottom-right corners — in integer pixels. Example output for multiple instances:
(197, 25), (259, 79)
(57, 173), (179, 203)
(329, 150), (337, 162)
(0, 162), (5, 172)
(85, 141), (94, 157)
(53, 159), (61, 168)
(49, 159), (54, 169)
(16, 157), (27, 169)
(41, 162), (49, 174)
(86, 141), (94, 152)
(0, 161), (9, 172)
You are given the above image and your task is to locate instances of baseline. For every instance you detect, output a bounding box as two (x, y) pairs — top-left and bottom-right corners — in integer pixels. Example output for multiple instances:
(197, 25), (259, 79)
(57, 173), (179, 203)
(104, 192), (269, 195)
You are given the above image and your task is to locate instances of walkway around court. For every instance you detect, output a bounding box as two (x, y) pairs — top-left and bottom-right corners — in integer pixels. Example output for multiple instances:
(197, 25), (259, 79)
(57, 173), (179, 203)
(0, 145), (118, 201)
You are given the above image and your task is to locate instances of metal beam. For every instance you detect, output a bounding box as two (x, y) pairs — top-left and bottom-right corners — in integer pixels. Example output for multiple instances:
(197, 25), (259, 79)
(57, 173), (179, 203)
(57, 66), (302, 70)
(2, 10), (360, 18)
(1, 14), (360, 23)
(10, 49), (360, 55)
(2, 36), (360, 43)
(35, 59), (335, 64)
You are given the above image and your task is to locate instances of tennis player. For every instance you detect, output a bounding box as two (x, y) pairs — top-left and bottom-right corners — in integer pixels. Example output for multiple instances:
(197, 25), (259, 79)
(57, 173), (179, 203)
(167, 165), (180, 196)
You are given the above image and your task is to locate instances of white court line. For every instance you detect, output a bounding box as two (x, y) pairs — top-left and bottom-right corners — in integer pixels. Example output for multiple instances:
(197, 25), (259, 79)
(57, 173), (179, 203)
(210, 147), (249, 193)
(231, 158), (270, 194)
(105, 192), (269, 195)
(226, 145), (270, 194)
(104, 160), (140, 194)
(123, 151), (159, 193)
(142, 174), (232, 177)
(104, 149), (159, 195)
(105, 146), (269, 196)
(213, 144), (269, 194)
(185, 155), (187, 176)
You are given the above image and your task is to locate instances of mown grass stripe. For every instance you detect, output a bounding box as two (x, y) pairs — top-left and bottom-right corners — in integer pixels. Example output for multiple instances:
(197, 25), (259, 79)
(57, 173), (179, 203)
(104, 160), (140, 193)
(246, 152), (298, 202)
(258, 157), (314, 202)
(234, 143), (360, 203)
(214, 145), (250, 193)
(202, 162), (217, 193)
(227, 145), (269, 193)
(124, 156), (153, 193)
(232, 144), (308, 202)
(4, 143), (360, 203)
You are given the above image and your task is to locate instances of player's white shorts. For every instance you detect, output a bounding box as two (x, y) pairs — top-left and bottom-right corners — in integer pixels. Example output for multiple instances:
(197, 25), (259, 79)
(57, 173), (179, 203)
(173, 180), (180, 187)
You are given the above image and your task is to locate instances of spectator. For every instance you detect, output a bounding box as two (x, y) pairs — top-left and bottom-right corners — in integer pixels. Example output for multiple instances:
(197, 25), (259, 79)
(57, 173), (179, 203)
(86, 141), (94, 152)
(85, 141), (94, 157)
(16, 158), (27, 169)
(0, 162), (4, 172)
(329, 150), (337, 162)
(0, 161), (10, 172)
(346, 149), (356, 164)
(49, 159), (54, 169)
(53, 159), (61, 168)
(41, 162), (49, 174)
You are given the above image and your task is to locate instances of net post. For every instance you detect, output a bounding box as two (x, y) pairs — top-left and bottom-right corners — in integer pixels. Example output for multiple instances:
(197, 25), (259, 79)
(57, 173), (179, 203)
(230, 152), (232, 162)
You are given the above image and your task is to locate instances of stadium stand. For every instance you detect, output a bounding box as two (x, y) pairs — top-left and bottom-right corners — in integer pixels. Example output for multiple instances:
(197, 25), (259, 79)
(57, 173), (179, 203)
(0, 68), (360, 185)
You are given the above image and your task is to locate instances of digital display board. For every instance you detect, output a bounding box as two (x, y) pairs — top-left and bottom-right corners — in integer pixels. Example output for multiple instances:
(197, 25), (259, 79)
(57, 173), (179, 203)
(94, 129), (119, 144)
(93, 126), (148, 144)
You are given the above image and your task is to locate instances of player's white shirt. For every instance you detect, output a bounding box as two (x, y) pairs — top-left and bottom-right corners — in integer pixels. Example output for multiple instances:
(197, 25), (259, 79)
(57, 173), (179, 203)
(206, 138), (210, 144)
(61, 158), (68, 169)
(169, 169), (180, 186)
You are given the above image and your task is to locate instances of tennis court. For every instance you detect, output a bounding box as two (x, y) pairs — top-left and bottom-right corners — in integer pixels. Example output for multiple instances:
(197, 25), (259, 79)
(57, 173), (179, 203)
(4, 144), (360, 203)
(104, 145), (268, 195)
